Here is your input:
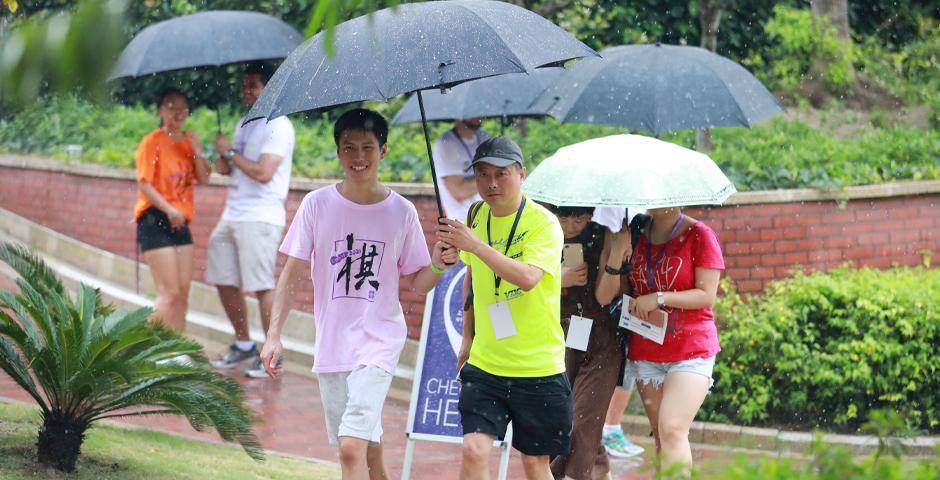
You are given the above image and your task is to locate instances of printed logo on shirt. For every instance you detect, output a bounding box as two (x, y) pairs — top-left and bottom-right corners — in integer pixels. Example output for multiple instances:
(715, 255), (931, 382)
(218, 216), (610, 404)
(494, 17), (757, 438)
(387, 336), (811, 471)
(630, 252), (683, 293)
(630, 252), (685, 333)
(486, 230), (528, 250)
(331, 233), (386, 301)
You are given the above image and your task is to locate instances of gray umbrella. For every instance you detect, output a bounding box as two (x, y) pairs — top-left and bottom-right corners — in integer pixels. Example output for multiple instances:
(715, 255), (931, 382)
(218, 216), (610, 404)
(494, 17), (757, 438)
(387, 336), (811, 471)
(108, 10), (302, 80)
(530, 43), (783, 134)
(246, 0), (596, 219)
(390, 68), (564, 125)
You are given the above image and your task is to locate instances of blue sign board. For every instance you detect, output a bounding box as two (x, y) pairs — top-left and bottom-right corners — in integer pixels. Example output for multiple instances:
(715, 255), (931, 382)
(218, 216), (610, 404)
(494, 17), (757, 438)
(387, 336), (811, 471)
(406, 264), (467, 441)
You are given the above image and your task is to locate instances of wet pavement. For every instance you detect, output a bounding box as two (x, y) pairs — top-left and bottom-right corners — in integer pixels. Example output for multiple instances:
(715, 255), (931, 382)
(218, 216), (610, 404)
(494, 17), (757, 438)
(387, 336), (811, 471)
(0, 269), (726, 479)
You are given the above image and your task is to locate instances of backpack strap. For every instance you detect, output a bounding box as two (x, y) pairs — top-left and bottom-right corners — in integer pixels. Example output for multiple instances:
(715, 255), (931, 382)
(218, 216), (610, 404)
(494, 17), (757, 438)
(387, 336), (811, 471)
(465, 200), (484, 227)
(462, 200), (484, 311)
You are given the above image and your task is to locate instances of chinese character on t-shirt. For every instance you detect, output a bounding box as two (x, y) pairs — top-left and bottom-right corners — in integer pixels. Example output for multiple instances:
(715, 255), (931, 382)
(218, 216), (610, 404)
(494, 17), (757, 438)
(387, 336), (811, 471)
(331, 233), (385, 301)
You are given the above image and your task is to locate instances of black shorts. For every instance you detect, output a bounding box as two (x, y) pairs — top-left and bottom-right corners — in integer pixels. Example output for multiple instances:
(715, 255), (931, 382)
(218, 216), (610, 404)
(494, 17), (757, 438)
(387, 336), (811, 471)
(136, 207), (193, 252)
(458, 363), (572, 456)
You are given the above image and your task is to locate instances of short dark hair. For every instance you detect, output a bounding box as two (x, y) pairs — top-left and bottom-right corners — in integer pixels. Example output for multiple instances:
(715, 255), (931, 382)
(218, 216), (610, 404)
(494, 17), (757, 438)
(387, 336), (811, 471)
(244, 62), (273, 85)
(156, 88), (186, 108)
(545, 204), (595, 218)
(333, 109), (389, 147)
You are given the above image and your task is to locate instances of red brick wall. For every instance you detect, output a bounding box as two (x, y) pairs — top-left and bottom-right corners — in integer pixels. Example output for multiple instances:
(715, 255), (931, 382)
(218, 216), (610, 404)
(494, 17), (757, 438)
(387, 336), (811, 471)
(1, 165), (938, 339)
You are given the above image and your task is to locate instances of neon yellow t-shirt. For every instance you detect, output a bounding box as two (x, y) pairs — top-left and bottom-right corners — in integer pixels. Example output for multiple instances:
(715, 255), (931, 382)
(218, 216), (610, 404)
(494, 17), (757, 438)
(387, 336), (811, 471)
(459, 198), (565, 377)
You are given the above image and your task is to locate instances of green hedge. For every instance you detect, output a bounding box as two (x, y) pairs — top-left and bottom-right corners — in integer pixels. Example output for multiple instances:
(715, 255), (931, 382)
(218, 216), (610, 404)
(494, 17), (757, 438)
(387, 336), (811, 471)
(704, 266), (940, 434)
(2, 94), (940, 191)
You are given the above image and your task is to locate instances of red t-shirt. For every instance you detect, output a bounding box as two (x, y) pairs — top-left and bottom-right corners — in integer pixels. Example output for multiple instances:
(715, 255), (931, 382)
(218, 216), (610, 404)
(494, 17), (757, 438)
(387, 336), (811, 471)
(628, 221), (725, 363)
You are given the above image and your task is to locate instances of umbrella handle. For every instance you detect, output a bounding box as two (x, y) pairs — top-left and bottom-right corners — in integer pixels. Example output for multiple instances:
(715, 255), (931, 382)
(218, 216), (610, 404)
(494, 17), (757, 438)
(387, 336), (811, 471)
(418, 90), (456, 265)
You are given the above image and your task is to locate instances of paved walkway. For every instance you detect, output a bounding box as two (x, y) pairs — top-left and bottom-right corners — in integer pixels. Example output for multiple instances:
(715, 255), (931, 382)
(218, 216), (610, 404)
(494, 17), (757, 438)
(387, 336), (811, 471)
(0, 270), (729, 479)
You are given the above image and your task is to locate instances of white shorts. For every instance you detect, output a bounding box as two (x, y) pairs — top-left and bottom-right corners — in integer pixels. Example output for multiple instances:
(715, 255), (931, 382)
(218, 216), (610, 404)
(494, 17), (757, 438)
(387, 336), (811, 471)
(205, 220), (282, 292)
(318, 365), (393, 445)
(632, 355), (716, 389)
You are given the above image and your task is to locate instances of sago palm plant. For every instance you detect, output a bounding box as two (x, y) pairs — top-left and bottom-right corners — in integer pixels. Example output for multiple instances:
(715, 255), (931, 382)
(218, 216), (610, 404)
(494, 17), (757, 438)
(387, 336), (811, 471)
(0, 242), (263, 472)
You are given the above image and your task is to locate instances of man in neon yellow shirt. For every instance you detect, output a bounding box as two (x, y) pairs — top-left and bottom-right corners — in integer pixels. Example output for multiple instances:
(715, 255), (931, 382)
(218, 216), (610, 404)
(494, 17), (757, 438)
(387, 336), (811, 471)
(438, 137), (571, 480)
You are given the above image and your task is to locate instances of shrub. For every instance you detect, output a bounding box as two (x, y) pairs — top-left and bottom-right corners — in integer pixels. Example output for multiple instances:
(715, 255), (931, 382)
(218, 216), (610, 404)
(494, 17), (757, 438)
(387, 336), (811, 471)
(747, 5), (858, 96)
(704, 266), (940, 434)
(0, 242), (262, 472)
(708, 117), (940, 190)
(3, 94), (940, 191)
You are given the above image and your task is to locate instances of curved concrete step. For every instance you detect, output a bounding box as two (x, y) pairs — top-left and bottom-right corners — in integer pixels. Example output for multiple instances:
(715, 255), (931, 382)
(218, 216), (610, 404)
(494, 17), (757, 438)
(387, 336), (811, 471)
(0, 207), (417, 400)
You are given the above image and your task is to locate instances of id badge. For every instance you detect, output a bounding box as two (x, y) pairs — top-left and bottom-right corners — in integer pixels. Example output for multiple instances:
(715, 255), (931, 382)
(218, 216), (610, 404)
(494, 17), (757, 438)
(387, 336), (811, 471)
(487, 301), (517, 340)
(565, 315), (594, 351)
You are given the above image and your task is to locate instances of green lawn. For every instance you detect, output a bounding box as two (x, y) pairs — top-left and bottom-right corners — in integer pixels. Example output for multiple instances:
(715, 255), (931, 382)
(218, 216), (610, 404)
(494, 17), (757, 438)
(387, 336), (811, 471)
(0, 401), (340, 480)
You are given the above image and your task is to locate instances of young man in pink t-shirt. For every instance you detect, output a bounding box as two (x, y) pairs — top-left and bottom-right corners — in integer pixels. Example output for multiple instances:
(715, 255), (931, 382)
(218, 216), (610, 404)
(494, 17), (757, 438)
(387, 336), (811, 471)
(260, 109), (457, 479)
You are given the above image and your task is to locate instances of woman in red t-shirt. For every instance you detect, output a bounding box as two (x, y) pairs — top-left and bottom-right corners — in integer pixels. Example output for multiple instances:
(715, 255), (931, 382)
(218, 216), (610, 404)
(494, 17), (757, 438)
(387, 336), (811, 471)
(614, 206), (724, 472)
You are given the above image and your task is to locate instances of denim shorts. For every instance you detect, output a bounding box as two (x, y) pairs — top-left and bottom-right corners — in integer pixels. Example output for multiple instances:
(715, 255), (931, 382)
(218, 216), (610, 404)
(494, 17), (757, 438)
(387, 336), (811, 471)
(632, 355), (716, 389)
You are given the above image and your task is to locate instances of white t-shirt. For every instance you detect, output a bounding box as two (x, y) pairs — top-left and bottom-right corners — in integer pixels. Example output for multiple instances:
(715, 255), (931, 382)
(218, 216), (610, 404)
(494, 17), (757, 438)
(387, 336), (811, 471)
(221, 116), (295, 226)
(592, 207), (646, 233)
(432, 129), (490, 221)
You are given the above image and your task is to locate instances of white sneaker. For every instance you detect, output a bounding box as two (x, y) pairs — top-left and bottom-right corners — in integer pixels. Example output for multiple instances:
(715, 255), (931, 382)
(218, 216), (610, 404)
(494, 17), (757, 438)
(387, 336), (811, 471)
(602, 430), (645, 458)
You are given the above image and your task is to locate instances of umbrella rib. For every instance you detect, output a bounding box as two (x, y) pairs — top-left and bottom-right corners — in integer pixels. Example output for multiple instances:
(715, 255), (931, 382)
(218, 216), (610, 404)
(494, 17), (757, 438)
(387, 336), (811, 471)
(453, 4), (528, 74)
(682, 50), (751, 128)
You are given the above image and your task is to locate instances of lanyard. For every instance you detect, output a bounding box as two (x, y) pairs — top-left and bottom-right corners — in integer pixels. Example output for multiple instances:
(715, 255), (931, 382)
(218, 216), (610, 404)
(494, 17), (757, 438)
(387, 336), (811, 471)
(645, 213), (685, 289)
(452, 130), (479, 162)
(486, 196), (526, 297)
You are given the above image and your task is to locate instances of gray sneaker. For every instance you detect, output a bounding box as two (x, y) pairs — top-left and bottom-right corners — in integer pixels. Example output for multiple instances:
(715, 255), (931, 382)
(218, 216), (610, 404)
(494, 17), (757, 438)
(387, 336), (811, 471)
(245, 355), (282, 378)
(210, 343), (257, 369)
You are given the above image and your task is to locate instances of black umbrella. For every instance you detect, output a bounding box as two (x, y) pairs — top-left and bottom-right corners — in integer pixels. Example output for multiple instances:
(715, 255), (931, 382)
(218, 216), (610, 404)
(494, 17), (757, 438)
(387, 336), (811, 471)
(390, 68), (564, 127)
(245, 0), (596, 219)
(530, 43), (783, 134)
(109, 10), (302, 129)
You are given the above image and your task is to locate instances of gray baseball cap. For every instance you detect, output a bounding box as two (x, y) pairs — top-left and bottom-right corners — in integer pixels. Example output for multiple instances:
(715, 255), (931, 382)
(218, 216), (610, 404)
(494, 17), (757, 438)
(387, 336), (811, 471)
(467, 136), (524, 170)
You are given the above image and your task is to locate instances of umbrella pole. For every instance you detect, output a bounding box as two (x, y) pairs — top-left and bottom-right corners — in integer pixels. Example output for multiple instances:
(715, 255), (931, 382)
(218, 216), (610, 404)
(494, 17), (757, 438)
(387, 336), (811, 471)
(417, 90), (447, 222)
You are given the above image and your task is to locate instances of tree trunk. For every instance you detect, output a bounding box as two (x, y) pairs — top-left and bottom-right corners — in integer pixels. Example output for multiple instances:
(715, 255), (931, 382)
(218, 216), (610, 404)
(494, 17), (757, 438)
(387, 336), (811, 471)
(36, 414), (88, 472)
(698, 0), (724, 53)
(811, 0), (851, 39)
(695, 129), (713, 153)
(697, 0), (725, 153)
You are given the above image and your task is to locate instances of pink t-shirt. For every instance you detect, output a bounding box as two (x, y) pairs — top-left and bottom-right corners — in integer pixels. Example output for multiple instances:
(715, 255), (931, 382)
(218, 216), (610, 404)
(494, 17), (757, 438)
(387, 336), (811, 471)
(628, 222), (725, 363)
(279, 184), (431, 374)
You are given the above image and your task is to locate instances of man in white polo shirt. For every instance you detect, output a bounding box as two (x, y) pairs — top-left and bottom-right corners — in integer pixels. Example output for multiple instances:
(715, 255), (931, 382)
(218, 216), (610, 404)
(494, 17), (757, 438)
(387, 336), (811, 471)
(208, 63), (295, 378)
(433, 118), (490, 221)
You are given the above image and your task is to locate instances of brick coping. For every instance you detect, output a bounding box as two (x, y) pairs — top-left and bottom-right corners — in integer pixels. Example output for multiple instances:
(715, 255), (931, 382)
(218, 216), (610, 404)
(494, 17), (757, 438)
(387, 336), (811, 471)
(4, 154), (940, 204)
(619, 414), (938, 457)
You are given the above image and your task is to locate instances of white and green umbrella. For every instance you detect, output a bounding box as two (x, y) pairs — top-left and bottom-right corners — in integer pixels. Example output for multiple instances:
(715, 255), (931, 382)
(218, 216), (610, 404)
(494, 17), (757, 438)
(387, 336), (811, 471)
(523, 134), (737, 209)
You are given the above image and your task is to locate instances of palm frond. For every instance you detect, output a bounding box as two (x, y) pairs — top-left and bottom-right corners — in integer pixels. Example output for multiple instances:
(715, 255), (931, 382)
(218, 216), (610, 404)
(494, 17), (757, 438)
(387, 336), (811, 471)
(0, 242), (65, 297)
(0, 337), (47, 412)
(0, 244), (264, 462)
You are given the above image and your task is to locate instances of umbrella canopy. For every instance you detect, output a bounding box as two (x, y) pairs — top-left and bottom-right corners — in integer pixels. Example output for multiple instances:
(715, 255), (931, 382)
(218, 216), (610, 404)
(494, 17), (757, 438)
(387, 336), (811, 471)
(109, 10), (302, 79)
(530, 44), (783, 134)
(523, 134), (737, 209)
(245, 0), (595, 220)
(245, 0), (596, 121)
(390, 68), (564, 124)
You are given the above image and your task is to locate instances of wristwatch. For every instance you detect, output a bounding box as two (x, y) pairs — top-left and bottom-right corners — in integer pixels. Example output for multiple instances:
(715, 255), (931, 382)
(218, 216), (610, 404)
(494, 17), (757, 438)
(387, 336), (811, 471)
(222, 149), (236, 160)
(656, 291), (666, 308)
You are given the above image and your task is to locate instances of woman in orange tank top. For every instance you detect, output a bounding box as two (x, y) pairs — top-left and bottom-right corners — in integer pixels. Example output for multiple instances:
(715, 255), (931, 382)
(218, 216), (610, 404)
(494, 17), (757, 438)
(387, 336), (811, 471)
(134, 89), (210, 331)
